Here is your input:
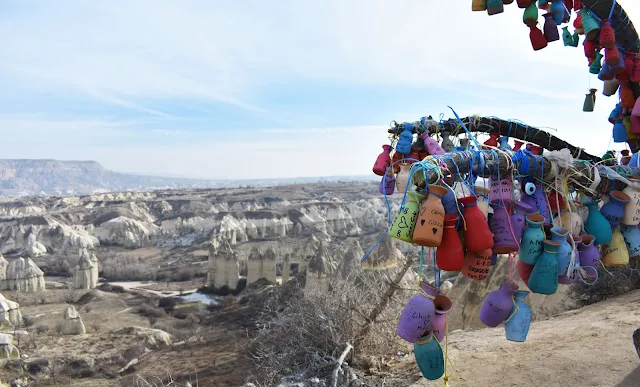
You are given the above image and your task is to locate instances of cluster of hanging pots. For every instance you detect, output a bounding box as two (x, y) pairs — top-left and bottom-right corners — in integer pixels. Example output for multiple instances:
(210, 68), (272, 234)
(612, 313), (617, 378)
(373, 127), (640, 380)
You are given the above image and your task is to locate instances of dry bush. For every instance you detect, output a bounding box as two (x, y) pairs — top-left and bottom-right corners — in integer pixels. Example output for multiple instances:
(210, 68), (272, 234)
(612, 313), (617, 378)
(568, 263), (640, 308)
(250, 267), (411, 383)
(35, 325), (49, 335)
(138, 304), (166, 319)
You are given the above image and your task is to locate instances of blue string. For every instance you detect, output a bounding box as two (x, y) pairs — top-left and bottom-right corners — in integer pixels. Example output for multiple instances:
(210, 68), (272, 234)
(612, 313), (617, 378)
(448, 106), (481, 151)
(419, 246), (424, 277)
(578, 265), (599, 285)
(608, 0), (617, 21)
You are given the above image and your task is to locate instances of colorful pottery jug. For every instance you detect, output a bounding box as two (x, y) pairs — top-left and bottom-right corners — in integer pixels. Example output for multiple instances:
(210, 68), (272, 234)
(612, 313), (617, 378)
(490, 204), (519, 254)
(547, 189), (566, 214)
(437, 215), (464, 271)
(462, 248), (492, 280)
(517, 0), (533, 7)
(599, 62), (614, 81)
(389, 192), (422, 243)
(589, 52), (603, 75)
(441, 183), (461, 217)
(459, 196), (494, 252)
(519, 214), (546, 264)
(600, 190), (631, 229)
(489, 176), (513, 205)
(505, 290), (532, 342)
(559, 234), (581, 284)
(577, 234), (600, 269)
(543, 13), (559, 42)
(550, 0), (564, 24)
(413, 332), (445, 380)
(414, 185), (447, 247)
(552, 209), (583, 236)
(523, 1), (539, 26)
(550, 227), (572, 276)
(396, 124), (414, 155)
(605, 46), (620, 66)
(391, 151), (403, 173)
(613, 120), (628, 143)
(513, 140), (524, 151)
(373, 145), (393, 176)
(528, 240), (560, 295)
(419, 133), (446, 156)
(579, 8), (600, 40)
(430, 295), (453, 343)
(487, 0), (504, 14)
(511, 201), (534, 243)
(472, 0), (487, 11)
(599, 19), (616, 48)
(603, 79), (620, 96)
(622, 180), (640, 226)
(440, 131), (455, 152)
(479, 279), (519, 327)
(530, 25), (548, 50)
(397, 281), (439, 343)
(585, 200), (613, 245)
(498, 137), (512, 151)
(396, 163), (411, 194)
(379, 172), (395, 195)
(621, 225), (640, 259)
(483, 132), (500, 148)
(583, 91), (595, 112)
(602, 228), (630, 267)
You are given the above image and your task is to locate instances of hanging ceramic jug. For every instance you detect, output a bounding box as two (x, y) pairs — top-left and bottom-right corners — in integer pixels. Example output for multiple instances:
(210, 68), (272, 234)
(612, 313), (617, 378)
(599, 62), (614, 81)
(391, 151), (403, 173)
(543, 13), (559, 42)
(547, 189), (566, 214)
(489, 176), (513, 205)
(462, 248), (492, 280)
(379, 172), (395, 195)
(511, 201), (534, 243)
(389, 191), (422, 243)
(413, 332), (445, 380)
(491, 204), (519, 254)
(459, 196), (495, 252)
(605, 46), (621, 66)
(550, 0), (564, 24)
(577, 234), (599, 269)
(584, 200), (613, 244)
(437, 215), (465, 271)
(413, 185), (447, 247)
(517, 259), (535, 287)
(396, 124), (414, 155)
(621, 225), (640, 259)
(513, 140), (524, 151)
(483, 132), (500, 148)
(441, 183), (461, 217)
(397, 281), (439, 343)
(441, 131), (455, 152)
(613, 120), (627, 143)
(574, 12), (584, 34)
(479, 279), (519, 327)
(553, 208), (583, 236)
(602, 228), (630, 267)
(622, 180), (640, 225)
(519, 214), (546, 264)
(517, 0), (532, 7)
(589, 52), (603, 74)
(600, 190), (631, 229)
(373, 145), (393, 176)
(528, 240), (560, 295)
(562, 26), (574, 46)
(472, 0), (488, 11)
(621, 150), (631, 166)
(584, 39), (596, 62)
(505, 290), (532, 342)
(523, 2), (539, 26)
(487, 0), (504, 14)
(550, 227), (572, 276)
(529, 25), (548, 51)
(579, 8), (600, 40)
(582, 91), (595, 112)
(498, 136), (512, 151)
(407, 144), (422, 165)
(603, 79), (620, 98)
(476, 195), (490, 220)
(430, 295), (453, 343)
(609, 53), (626, 75)
(395, 163), (411, 194)
(600, 19), (616, 48)
(419, 133), (446, 156)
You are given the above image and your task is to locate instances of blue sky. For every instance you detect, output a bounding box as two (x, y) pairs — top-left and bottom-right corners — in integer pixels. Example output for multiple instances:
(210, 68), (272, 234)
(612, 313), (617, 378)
(0, 0), (638, 179)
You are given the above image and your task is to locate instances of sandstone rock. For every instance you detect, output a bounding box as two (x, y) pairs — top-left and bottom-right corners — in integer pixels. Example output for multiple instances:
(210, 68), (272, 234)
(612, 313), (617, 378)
(206, 238), (240, 290)
(116, 326), (172, 347)
(5, 257), (45, 292)
(0, 334), (19, 359)
(335, 240), (364, 281)
(0, 293), (22, 327)
(73, 248), (99, 289)
(59, 305), (86, 335)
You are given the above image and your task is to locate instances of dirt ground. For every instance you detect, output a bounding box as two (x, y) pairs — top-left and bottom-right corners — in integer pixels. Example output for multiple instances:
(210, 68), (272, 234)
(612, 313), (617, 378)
(386, 289), (640, 387)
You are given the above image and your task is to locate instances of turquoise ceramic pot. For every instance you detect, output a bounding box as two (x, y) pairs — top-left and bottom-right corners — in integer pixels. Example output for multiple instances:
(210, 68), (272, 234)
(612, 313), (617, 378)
(528, 240), (559, 295)
(584, 200), (613, 245)
(505, 290), (532, 342)
(519, 214), (546, 264)
(413, 332), (445, 380)
(550, 227), (572, 276)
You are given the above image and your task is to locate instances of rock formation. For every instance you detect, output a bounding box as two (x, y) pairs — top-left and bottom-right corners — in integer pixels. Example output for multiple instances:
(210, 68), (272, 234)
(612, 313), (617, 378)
(246, 246), (277, 284)
(335, 240), (364, 281)
(5, 257), (45, 292)
(0, 334), (19, 359)
(0, 293), (21, 327)
(73, 248), (99, 290)
(360, 236), (404, 270)
(206, 238), (240, 290)
(304, 239), (336, 294)
(59, 305), (86, 335)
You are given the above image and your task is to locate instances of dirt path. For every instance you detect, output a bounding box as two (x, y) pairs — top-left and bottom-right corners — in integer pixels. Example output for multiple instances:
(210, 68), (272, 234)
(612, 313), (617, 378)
(396, 290), (640, 387)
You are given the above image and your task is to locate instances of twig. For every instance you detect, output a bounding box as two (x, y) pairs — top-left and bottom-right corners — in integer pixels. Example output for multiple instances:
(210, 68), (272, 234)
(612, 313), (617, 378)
(330, 343), (353, 387)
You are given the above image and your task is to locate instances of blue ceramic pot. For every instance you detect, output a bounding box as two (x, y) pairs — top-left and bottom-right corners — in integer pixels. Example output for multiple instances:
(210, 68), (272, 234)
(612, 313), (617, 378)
(621, 225), (640, 259)
(600, 191), (631, 230)
(505, 290), (532, 342)
(584, 200), (613, 245)
(550, 227), (571, 276)
(528, 240), (559, 295)
(396, 124), (414, 155)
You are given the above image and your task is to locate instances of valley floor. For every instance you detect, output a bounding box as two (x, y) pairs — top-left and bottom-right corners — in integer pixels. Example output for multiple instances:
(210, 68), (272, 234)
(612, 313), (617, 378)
(392, 289), (640, 387)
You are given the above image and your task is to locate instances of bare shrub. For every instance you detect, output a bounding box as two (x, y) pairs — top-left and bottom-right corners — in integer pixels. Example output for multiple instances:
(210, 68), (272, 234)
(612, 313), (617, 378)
(251, 265), (411, 384)
(91, 322), (101, 332)
(568, 264), (640, 308)
(64, 285), (77, 304)
(137, 304), (166, 319)
(35, 325), (49, 335)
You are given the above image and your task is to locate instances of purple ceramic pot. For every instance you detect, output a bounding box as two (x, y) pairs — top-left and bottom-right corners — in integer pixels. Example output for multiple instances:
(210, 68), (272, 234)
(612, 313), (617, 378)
(397, 282), (439, 342)
(490, 204), (519, 254)
(479, 279), (518, 327)
(379, 173), (395, 195)
(577, 234), (600, 276)
(511, 201), (534, 243)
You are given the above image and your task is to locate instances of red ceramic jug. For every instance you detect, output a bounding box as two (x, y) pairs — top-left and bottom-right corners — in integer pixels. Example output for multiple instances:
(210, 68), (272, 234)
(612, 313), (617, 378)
(513, 140), (524, 151)
(530, 26), (548, 51)
(548, 189), (566, 213)
(574, 13), (584, 34)
(574, 0), (581, 9)
(621, 84), (636, 109)
(563, 0), (573, 10)
(517, 0), (532, 7)
(583, 39), (596, 60)
(526, 144), (543, 155)
(484, 132), (500, 149)
(373, 145), (393, 176)
(632, 55), (640, 83)
(407, 146), (422, 165)
(599, 19), (616, 49)
(391, 151), (403, 173)
(459, 196), (495, 252)
(517, 259), (535, 288)
(605, 46), (621, 66)
(436, 215), (464, 271)
(462, 248), (492, 280)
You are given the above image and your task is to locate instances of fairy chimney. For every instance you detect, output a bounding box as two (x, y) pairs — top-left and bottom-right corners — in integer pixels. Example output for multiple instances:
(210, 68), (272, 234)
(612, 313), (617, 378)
(206, 238), (240, 290)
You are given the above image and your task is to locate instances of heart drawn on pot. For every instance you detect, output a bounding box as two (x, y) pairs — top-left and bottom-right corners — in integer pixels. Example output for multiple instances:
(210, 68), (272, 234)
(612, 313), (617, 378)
(398, 217), (408, 229)
(420, 219), (426, 226)
(432, 228), (438, 234)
